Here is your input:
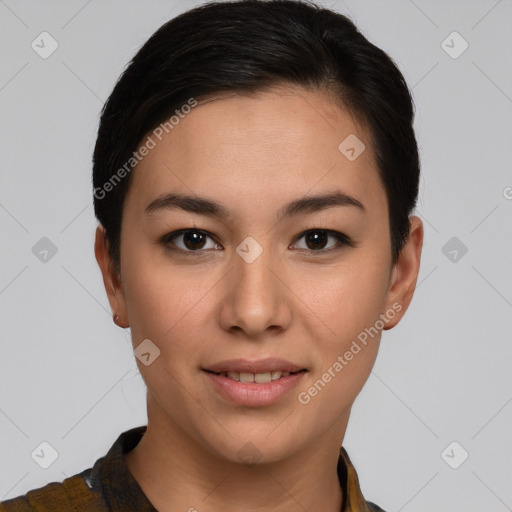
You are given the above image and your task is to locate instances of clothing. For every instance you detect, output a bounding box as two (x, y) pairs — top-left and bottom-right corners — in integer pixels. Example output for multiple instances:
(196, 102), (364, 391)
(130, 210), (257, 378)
(0, 426), (385, 512)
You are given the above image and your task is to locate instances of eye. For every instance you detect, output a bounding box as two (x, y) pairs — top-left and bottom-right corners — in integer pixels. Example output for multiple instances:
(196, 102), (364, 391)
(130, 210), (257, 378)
(291, 229), (354, 252)
(162, 228), (355, 256)
(163, 229), (221, 253)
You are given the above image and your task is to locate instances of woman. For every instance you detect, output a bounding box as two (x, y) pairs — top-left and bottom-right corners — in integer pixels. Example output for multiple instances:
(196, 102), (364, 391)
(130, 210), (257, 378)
(0, 0), (423, 510)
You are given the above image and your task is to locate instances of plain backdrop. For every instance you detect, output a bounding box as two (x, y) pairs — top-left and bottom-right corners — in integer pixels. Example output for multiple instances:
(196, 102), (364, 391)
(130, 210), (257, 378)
(1, 1), (511, 510)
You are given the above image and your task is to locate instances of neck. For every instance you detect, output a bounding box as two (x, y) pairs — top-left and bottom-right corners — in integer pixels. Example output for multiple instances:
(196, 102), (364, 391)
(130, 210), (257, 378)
(125, 397), (347, 512)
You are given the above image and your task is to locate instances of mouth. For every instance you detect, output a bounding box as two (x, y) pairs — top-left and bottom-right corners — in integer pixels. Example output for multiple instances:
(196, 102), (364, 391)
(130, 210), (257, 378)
(202, 358), (308, 407)
(204, 369), (307, 383)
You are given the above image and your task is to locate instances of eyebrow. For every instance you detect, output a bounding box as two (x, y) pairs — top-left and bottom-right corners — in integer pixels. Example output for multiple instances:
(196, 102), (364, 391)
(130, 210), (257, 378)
(144, 190), (365, 220)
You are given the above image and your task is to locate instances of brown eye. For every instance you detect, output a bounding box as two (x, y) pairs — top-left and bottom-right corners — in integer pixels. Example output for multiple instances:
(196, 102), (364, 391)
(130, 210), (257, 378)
(292, 229), (354, 252)
(182, 231), (207, 250)
(164, 230), (220, 253)
(304, 230), (328, 250)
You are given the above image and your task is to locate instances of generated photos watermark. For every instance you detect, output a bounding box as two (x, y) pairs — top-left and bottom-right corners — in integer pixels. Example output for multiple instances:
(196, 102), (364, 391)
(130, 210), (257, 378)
(297, 301), (402, 405)
(94, 98), (198, 200)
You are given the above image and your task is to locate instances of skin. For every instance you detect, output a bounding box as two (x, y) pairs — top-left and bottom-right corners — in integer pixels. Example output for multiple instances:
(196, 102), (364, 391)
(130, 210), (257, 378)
(95, 84), (423, 512)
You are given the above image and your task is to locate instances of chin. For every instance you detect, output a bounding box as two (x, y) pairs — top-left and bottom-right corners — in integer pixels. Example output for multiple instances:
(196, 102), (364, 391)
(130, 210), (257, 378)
(194, 417), (311, 467)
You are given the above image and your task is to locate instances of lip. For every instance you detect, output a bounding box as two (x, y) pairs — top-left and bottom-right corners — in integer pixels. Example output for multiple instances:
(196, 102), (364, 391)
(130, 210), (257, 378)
(204, 358), (305, 374)
(202, 358), (308, 408)
(204, 370), (307, 407)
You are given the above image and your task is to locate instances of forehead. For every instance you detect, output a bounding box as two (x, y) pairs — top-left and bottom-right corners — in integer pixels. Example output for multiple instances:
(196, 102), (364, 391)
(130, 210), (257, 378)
(126, 85), (385, 219)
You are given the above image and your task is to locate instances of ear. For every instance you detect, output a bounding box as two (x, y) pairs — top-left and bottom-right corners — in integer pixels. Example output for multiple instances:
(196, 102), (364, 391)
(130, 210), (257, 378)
(94, 225), (129, 328)
(383, 215), (423, 330)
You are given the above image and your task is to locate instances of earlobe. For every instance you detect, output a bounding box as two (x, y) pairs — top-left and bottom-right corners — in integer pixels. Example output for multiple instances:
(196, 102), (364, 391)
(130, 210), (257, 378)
(94, 225), (130, 328)
(113, 313), (128, 328)
(384, 215), (424, 330)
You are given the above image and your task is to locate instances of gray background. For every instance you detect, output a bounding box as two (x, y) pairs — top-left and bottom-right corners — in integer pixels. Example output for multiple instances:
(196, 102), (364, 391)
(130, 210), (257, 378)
(1, 0), (511, 510)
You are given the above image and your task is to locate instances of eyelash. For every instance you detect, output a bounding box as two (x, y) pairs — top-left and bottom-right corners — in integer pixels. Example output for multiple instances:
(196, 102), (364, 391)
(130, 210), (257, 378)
(161, 228), (356, 257)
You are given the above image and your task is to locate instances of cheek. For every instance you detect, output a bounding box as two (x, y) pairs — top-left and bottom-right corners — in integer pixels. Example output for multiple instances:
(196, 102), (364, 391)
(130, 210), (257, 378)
(293, 265), (388, 418)
(300, 257), (390, 342)
(295, 251), (390, 392)
(121, 246), (220, 349)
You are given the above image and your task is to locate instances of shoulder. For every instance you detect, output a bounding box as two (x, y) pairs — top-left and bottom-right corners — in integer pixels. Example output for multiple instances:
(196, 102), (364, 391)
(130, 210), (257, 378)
(0, 469), (104, 512)
(338, 446), (388, 512)
(367, 501), (387, 511)
(0, 427), (148, 512)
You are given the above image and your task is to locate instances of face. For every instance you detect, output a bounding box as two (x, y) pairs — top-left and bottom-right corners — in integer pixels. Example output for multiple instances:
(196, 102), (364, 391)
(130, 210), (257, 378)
(96, 85), (422, 464)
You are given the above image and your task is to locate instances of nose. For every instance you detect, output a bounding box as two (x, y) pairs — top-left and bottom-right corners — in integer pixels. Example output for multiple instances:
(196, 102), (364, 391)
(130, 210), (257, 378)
(218, 240), (292, 340)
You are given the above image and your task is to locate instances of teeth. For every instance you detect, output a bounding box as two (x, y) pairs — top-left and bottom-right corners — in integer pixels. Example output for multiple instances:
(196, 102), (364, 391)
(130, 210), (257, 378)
(239, 372), (254, 383)
(255, 372), (272, 383)
(219, 371), (293, 383)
